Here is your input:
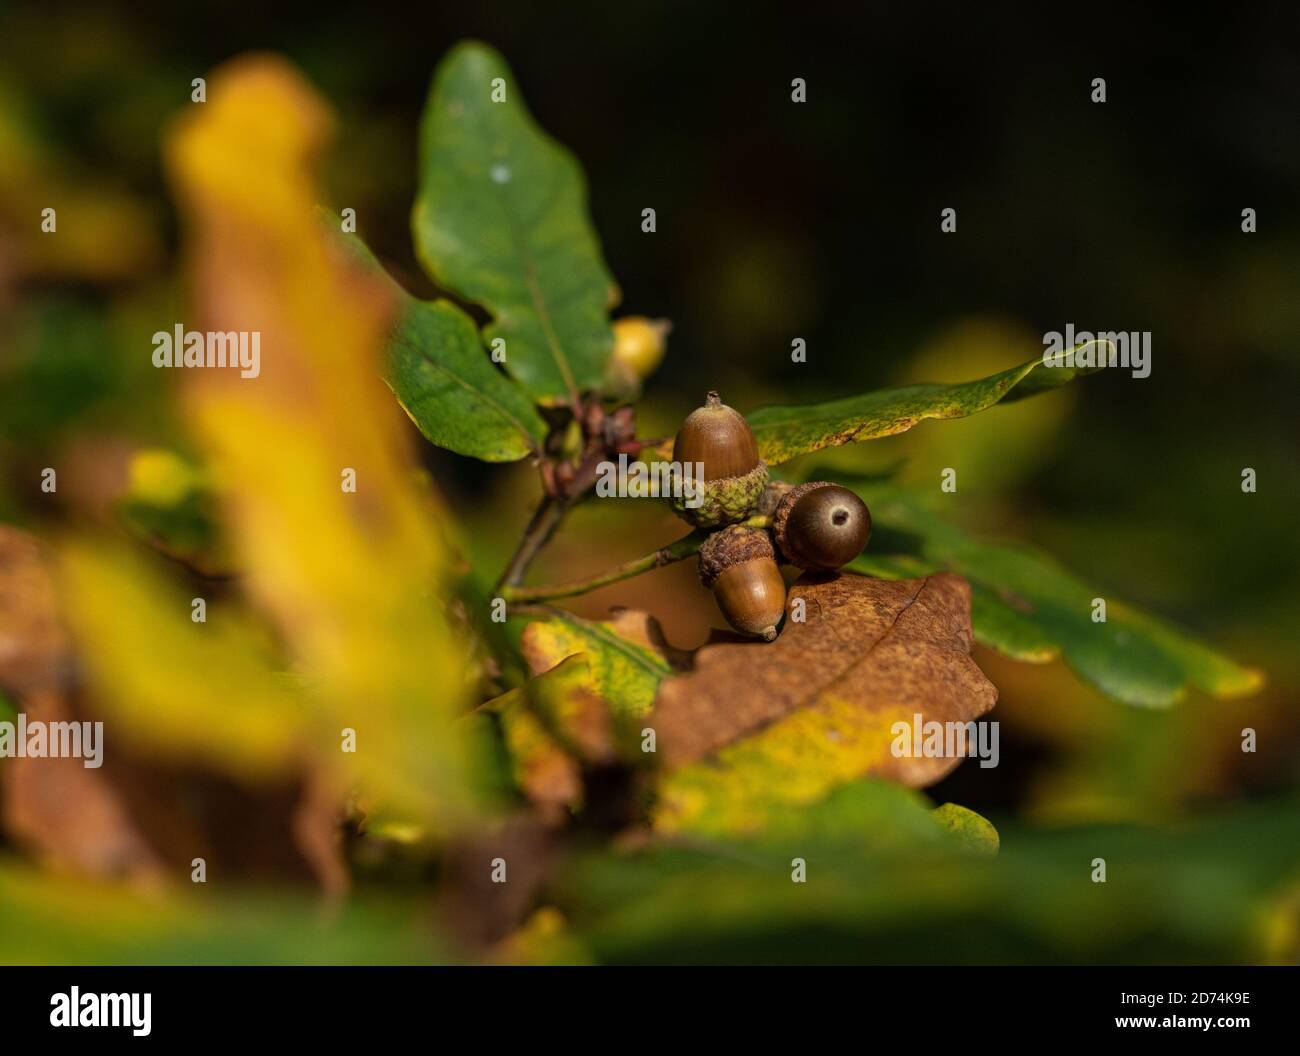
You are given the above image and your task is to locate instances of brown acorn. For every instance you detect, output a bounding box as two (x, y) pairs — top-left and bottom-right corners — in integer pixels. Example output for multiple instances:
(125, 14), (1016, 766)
(698, 525), (786, 641)
(670, 392), (768, 529)
(772, 482), (871, 571)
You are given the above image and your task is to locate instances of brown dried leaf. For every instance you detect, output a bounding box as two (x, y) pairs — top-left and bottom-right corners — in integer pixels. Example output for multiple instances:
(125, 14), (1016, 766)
(0, 527), (68, 695)
(0, 527), (343, 891)
(650, 572), (997, 834)
(2, 688), (164, 884)
(438, 813), (556, 953)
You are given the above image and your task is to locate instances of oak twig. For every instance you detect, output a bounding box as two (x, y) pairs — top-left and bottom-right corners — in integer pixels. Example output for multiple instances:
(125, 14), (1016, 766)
(502, 532), (704, 602)
(500, 514), (772, 604)
(496, 495), (567, 591)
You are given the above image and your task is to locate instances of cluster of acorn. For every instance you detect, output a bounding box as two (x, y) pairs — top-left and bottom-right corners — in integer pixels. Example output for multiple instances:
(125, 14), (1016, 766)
(668, 392), (872, 641)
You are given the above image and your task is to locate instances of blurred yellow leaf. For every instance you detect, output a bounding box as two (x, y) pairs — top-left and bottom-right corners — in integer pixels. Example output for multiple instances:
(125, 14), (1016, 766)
(126, 448), (206, 506)
(59, 542), (310, 781)
(491, 907), (594, 966)
(93, 54), (490, 829)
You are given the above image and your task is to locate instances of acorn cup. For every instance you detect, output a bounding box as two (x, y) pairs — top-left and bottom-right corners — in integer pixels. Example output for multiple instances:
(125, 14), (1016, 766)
(699, 525), (786, 641)
(772, 482), (872, 571)
(670, 392), (768, 529)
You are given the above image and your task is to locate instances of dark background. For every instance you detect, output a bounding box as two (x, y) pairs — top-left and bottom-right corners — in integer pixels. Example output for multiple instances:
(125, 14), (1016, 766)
(2, 2), (1297, 819)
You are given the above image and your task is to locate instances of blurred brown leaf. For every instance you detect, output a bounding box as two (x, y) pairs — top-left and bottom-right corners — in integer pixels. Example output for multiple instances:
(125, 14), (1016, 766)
(3, 688), (164, 884)
(0, 527), (67, 695)
(437, 813), (556, 952)
(0, 527), (343, 891)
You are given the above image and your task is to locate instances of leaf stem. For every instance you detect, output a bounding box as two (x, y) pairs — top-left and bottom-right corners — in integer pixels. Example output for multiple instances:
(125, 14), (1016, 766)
(500, 514), (772, 603)
(502, 532), (704, 602)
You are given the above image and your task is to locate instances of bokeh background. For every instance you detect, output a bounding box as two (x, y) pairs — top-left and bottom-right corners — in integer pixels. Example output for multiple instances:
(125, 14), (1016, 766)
(1, 3), (1297, 963)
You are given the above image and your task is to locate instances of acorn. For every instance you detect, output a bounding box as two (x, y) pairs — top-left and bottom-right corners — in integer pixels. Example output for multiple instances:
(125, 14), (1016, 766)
(611, 316), (671, 379)
(603, 317), (671, 397)
(670, 392), (768, 528)
(699, 526), (786, 641)
(772, 482), (871, 570)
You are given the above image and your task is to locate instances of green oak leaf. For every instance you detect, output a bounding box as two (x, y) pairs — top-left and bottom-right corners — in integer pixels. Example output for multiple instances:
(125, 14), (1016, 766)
(330, 221), (547, 462)
(747, 343), (1108, 465)
(0, 860), (449, 964)
(931, 802), (1000, 856)
(846, 482), (1263, 708)
(555, 795), (1300, 964)
(413, 41), (617, 405)
(659, 780), (998, 853)
(389, 298), (548, 461)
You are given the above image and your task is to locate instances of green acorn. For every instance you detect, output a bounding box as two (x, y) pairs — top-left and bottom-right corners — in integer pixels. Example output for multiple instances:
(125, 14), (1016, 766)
(670, 392), (768, 529)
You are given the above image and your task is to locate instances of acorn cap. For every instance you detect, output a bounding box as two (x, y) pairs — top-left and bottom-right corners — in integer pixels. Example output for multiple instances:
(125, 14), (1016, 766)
(698, 525), (776, 589)
(773, 481), (871, 570)
(671, 460), (768, 529)
(672, 391), (760, 481)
